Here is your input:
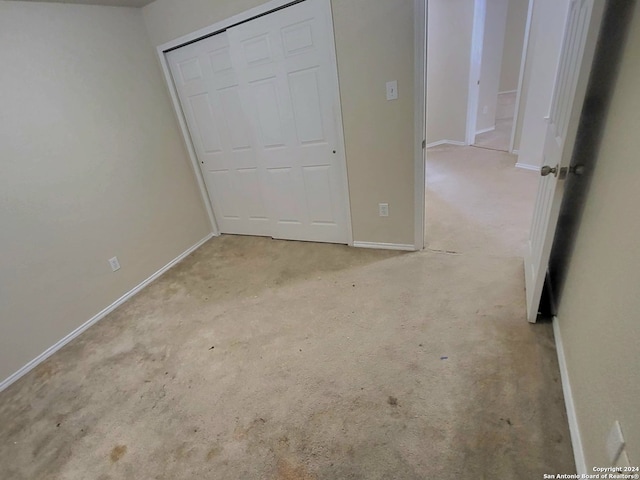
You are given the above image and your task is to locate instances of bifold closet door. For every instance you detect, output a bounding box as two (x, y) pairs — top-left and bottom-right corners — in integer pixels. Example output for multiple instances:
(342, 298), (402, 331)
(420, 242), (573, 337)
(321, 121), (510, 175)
(167, 0), (350, 243)
(167, 33), (271, 237)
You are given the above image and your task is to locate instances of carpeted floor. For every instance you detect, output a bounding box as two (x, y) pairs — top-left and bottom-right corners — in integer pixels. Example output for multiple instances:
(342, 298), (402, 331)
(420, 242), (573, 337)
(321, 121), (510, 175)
(0, 145), (575, 479)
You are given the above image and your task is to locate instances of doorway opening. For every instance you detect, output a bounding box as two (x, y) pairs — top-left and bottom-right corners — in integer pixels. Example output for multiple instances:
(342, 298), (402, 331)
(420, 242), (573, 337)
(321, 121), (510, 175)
(467, 0), (531, 153)
(424, 0), (609, 322)
(424, 0), (539, 259)
(473, 91), (517, 152)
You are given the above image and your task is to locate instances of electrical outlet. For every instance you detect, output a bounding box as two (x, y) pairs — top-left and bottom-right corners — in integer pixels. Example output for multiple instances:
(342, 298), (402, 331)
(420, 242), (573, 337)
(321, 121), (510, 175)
(482, 105), (488, 115)
(108, 257), (121, 272)
(379, 203), (389, 217)
(607, 421), (626, 464)
(386, 81), (398, 101)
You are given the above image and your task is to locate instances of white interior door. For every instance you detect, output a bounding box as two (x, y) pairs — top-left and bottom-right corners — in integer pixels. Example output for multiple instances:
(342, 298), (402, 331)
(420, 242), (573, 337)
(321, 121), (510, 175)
(167, 33), (271, 237)
(227, 0), (349, 243)
(524, 0), (605, 322)
(166, 0), (350, 244)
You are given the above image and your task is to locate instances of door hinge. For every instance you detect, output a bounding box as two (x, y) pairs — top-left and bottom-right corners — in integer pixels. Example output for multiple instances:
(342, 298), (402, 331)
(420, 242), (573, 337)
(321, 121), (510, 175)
(422, 139), (426, 149)
(558, 167), (568, 180)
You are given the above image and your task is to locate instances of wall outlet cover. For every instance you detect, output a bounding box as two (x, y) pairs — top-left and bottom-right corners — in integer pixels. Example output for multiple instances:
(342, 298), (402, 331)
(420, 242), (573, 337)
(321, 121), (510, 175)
(379, 203), (389, 217)
(109, 257), (121, 272)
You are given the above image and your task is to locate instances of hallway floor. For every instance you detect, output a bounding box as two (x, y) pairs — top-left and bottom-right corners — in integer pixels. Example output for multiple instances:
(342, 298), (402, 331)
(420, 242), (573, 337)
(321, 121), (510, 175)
(0, 146), (575, 479)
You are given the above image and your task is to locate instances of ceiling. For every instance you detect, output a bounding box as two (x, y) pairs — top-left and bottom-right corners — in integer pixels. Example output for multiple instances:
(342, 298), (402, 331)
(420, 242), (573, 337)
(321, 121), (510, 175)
(10, 0), (155, 7)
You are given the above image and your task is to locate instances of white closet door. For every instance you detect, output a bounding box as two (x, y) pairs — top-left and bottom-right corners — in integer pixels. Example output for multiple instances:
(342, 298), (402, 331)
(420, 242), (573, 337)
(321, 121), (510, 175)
(167, 33), (271, 236)
(167, 0), (350, 244)
(228, 0), (349, 243)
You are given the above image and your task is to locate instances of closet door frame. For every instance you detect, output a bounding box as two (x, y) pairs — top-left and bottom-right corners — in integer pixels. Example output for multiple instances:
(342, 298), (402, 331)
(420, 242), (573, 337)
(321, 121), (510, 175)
(156, 0), (353, 245)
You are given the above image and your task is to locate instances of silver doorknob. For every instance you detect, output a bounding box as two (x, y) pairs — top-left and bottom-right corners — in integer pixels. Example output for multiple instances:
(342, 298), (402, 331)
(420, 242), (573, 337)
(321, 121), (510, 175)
(541, 165), (558, 177)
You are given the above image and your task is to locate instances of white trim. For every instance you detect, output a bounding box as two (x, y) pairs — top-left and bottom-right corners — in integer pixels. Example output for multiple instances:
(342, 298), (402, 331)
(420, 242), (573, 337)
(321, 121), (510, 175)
(498, 89), (518, 95)
(0, 233), (214, 393)
(353, 241), (416, 252)
(426, 139), (467, 148)
(414, 0), (427, 251)
(510, 0), (535, 153)
(156, 0), (353, 246)
(324, 0), (354, 246)
(511, 148), (520, 154)
(466, 0), (486, 145)
(475, 126), (495, 135)
(516, 162), (539, 171)
(157, 47), (219, 235)
(553, 317), (587, 475)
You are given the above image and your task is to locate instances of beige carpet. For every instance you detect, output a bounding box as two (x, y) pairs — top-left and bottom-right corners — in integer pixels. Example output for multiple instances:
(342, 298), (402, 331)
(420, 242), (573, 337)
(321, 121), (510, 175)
(0, 145), (575, 479)
(426, 142), (538, 257)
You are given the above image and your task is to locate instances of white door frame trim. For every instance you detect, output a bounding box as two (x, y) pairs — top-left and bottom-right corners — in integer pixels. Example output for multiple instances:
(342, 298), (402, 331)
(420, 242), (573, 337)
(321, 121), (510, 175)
(155, 0), (354, 245)
(509, 0), (535, 154)
(466, 0), (486, 145)
(157, 45), (220, 236)
(414, 0), (427, 251)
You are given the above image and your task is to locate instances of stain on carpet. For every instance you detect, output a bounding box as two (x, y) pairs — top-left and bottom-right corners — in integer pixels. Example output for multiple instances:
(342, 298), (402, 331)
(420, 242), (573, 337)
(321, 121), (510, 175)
(110, 445), (127, 463)
(276, 458), (316, 480)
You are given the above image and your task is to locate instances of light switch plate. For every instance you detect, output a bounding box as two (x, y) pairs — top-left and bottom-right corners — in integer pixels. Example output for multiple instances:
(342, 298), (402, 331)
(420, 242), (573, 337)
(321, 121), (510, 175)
(386, 81), (398, 101)
(379, 203), (389, 217)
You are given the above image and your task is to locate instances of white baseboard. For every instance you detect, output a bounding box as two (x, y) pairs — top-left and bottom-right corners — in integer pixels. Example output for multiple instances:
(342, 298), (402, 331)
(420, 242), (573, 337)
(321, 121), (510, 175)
(353, 241), (416, 252)
(553, 317), (587, 474)
(426, 139), (467, 148)
(476, 126), (496, 135)
(511, 149), (520, 154)
(0, 232), (215, 393)
(516, 162), (539, 171)
(498, 89), (518, 95)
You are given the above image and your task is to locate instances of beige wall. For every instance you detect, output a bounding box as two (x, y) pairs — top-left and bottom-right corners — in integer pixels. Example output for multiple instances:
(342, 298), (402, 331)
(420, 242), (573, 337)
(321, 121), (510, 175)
(476, 0), (509, 133)
(143, 0), (417, 245)
(0, 2), (211, 382)
(142, 0), (267, 45)
(499, 0), (528, 93)
(426, 0), (475, 144)
(512, 0), (568, 160)
(557, 4), (640, 468)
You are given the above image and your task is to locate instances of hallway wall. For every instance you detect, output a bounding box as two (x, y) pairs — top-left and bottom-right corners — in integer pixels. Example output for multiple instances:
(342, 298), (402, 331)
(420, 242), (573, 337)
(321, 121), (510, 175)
(499, 0), (529, 93)
(475, 0), (509, 134)
(426, 0), (475, 145)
